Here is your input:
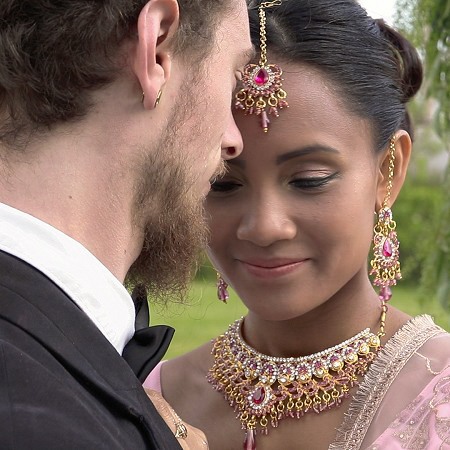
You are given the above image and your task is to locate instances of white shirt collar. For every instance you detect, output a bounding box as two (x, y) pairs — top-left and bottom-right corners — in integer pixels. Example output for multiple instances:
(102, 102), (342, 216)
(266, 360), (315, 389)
(0, 202), (135, 354)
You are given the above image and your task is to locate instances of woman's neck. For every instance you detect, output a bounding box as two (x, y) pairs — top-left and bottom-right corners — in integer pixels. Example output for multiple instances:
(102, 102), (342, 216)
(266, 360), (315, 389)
(241, 279), (383, 358)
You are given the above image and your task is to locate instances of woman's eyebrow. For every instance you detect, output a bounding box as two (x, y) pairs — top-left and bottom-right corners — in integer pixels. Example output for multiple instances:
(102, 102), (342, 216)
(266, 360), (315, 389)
(276, 145), (340, 165)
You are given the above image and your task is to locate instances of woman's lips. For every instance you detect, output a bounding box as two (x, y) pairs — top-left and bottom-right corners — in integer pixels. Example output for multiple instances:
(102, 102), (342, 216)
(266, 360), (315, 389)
(238, 258), (308, 279)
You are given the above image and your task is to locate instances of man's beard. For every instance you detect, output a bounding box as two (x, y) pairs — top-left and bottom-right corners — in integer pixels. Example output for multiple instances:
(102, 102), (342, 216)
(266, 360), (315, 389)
(127, 98), (210, 304)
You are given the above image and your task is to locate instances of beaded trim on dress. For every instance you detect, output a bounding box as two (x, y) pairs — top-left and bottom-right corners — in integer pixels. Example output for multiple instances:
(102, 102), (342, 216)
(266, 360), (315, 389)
(329, 314), (445, 450)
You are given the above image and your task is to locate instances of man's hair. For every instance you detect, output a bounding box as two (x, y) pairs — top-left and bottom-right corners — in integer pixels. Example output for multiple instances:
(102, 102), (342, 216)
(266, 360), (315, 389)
(0, 0), (230, 146)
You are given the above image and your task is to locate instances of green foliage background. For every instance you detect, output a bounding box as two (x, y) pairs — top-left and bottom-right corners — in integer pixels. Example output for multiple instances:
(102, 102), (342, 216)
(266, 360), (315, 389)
(395, 0), (449, 309)
(394, 181), (444, 284)
(395, 0), (449, 138)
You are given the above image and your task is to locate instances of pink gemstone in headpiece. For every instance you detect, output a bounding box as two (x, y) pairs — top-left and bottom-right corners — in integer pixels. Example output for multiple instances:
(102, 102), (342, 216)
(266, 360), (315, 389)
(254, 68), (269, 85)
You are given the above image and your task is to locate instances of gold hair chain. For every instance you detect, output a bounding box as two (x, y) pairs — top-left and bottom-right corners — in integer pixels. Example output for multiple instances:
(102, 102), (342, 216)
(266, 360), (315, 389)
(257, 1), (282, 67)
(235, 0), (288, 132)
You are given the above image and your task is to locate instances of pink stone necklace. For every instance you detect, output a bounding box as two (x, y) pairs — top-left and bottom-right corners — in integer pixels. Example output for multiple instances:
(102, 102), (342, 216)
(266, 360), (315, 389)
(207, 312), (386, 449)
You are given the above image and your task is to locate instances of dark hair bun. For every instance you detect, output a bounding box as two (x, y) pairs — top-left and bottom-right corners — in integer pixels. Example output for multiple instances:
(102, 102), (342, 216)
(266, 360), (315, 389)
(375, 19), (423, 102)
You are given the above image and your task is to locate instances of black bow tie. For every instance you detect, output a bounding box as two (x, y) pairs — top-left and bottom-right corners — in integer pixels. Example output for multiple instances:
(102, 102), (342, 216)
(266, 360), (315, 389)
(122, 285), (174, 382)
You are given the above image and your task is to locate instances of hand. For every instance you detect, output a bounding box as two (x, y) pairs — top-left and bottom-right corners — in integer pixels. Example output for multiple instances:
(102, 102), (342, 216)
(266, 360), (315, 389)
(145, 389), (208, 449)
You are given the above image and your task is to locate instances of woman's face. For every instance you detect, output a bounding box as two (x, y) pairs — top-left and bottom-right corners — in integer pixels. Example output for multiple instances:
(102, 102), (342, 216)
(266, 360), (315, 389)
(206, 63), (383, 321)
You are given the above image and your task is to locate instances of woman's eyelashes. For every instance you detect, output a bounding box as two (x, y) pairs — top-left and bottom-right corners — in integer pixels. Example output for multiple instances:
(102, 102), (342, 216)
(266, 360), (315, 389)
(210, 179), (242, 193)
(209, 171), (340, 194)
(289, 171), (340, 190)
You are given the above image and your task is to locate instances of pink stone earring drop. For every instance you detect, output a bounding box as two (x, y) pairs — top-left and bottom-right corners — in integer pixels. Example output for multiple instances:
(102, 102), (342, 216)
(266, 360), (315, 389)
(216, 273), (229, 303)
(235, 1), (288, 132)
(370, 137), (402, 302)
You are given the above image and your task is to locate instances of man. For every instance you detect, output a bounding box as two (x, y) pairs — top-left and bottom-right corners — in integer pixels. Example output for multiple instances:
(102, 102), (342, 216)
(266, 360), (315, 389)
(0, 0), (252, 448)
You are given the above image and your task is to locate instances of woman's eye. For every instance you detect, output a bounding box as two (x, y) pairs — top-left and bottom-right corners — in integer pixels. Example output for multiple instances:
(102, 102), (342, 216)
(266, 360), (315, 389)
(209, 180), (242, 193)
(290, 172), (339, 189)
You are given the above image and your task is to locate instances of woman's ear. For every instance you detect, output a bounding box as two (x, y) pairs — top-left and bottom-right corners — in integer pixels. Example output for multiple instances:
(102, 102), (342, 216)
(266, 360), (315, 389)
(375, 131), (412, 211)
(132, 0), (179, 109)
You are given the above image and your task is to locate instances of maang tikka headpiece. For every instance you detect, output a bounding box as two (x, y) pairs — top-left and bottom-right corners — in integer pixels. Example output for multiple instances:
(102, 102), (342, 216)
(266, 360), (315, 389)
(235, 1), (288, 132)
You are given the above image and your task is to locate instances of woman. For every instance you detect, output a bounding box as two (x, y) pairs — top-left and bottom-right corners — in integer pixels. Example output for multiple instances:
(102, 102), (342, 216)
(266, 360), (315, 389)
(145, 0), (450, 448)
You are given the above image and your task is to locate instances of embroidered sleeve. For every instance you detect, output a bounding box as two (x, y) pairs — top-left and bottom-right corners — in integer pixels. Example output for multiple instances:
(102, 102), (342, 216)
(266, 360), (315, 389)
(368, 374), (450, 449)
(330, 315), (445, 450)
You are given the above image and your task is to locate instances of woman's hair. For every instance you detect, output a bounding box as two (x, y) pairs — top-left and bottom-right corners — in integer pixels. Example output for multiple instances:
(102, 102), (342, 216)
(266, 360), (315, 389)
(0, 0), (230, 145)
(248, 0), (423, 151)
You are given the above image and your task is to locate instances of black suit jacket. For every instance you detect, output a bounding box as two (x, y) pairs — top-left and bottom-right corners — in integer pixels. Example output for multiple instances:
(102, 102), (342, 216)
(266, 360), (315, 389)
(0, 250), (181, 450)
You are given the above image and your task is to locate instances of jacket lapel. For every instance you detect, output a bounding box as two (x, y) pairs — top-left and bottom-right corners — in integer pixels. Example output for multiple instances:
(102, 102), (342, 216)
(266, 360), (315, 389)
(0, 251), (180, 449)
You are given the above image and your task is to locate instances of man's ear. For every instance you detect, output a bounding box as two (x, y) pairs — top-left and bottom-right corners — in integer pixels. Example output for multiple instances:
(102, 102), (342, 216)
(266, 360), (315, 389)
(133, 0), (179, 109)
(375, 131), (412, 211)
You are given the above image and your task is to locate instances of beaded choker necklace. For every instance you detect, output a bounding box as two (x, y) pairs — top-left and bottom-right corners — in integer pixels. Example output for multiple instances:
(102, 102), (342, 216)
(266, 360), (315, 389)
(207, 309), (386, 449)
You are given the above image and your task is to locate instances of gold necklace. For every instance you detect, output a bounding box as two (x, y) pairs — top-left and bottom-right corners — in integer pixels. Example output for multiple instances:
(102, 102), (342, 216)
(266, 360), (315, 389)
(207, 307), (386, 449)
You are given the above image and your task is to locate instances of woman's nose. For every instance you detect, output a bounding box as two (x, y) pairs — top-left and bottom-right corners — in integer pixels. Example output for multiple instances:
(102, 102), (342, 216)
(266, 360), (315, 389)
(236, 198), (297, 247)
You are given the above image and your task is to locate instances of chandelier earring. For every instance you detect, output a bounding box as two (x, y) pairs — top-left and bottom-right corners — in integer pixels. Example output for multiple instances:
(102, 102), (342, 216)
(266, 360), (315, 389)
(370, 136), (402, 304)
(235, 0), (288, 132)
(216, 272), (229, 303)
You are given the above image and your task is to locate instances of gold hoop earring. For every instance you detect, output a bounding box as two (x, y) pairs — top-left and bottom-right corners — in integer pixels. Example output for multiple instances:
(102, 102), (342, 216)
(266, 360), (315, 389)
(154, 89), (163, 108)
(141, 89), (163, 108)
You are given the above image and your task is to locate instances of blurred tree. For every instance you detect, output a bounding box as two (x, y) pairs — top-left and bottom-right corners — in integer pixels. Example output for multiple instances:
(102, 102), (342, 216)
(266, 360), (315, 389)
(395, 0), (449, 307)
(396, 0), (448, 137)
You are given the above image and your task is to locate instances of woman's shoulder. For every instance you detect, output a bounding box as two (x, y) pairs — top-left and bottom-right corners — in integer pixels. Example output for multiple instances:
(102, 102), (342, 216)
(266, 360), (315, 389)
(403, 314), (450, 358)
(165, 340), (215, 376)
(156, 340), (237, 430)
(143, 340), (214, 394)
(159, 341), (215, 407)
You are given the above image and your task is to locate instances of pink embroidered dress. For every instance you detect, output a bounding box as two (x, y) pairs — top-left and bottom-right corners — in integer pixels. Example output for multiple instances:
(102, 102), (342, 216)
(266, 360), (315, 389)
(145, 315), (450, 449)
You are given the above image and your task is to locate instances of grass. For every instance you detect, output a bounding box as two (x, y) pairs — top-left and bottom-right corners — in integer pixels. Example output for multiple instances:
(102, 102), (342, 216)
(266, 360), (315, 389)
(150, 280), (449, 359)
